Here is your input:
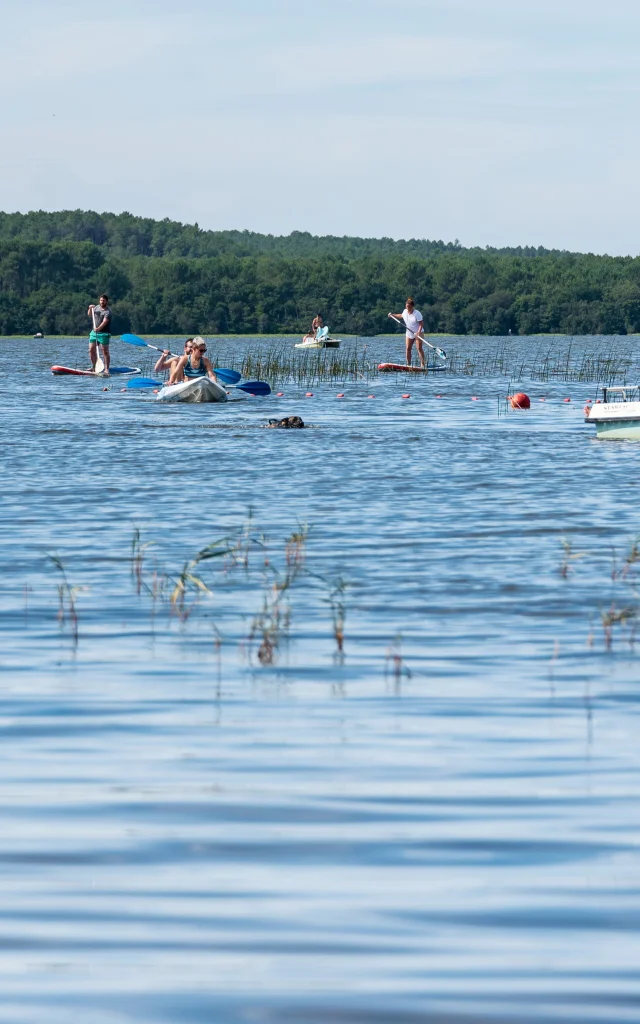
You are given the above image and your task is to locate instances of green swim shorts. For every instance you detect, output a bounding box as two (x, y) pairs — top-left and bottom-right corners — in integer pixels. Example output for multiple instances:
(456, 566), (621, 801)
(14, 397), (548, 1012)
(89, 330), (111, 345)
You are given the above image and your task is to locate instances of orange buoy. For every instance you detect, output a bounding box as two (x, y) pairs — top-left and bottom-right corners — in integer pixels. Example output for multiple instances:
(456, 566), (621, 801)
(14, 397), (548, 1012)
(563, 397), (571, 403)
(306, 392), (313, 397)
(337, 393), (345, 398)
(401, 393), (410, 399)
(509, 392), (530, 410)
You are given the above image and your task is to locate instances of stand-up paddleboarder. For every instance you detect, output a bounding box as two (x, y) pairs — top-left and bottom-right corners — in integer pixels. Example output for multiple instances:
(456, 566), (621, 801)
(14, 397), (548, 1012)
(390, 297), (425, 368)
(88, 294), (112, 374)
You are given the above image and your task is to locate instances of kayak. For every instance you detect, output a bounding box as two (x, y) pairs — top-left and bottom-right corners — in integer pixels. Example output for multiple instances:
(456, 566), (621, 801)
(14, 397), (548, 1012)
(51, 365), (141, 376)
(378, 363), (446, 373)
(156, 377), (228, 403)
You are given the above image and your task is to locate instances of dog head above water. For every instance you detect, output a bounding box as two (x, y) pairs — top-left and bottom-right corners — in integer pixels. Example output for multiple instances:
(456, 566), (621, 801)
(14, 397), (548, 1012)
(265, 416), (305, 429)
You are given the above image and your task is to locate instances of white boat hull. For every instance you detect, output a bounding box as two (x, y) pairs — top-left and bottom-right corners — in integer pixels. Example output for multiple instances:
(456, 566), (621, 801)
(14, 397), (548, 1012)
(586, 399), (640, 439)
(295, 339), (341, 349)
(156, 377), (227, 403)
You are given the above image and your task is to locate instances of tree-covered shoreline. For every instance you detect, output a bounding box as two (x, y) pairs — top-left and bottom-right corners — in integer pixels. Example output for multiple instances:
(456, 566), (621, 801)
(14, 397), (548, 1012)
(1, 210), (639, 336)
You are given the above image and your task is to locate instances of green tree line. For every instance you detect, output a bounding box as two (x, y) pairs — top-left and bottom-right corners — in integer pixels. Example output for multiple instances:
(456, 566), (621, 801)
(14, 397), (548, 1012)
(1, 215), (639, 336)
(0, 209), (561, 260)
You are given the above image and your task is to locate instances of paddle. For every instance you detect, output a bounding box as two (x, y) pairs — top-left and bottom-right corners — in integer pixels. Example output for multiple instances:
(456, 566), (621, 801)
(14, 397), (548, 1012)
(127, 377), (271, 395)
(92, 307), (105, 373)
(119, 334), (242, 383)
(388, 314), (447, 360)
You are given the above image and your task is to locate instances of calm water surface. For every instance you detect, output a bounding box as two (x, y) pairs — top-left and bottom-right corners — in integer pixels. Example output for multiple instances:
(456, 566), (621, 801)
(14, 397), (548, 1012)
(1, 336), (640, 1023)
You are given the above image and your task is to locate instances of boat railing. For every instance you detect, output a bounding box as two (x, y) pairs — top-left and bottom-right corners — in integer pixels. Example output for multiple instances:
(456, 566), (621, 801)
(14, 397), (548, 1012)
(602, 386), (640, 404)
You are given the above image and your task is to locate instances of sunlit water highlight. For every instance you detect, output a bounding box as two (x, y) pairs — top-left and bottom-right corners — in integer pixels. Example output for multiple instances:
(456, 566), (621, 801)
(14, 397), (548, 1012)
(1, 336), (640, 1024)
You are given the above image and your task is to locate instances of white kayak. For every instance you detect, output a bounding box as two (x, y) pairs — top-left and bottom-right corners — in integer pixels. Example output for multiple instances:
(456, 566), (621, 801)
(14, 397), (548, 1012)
(156, 377), (228, 403)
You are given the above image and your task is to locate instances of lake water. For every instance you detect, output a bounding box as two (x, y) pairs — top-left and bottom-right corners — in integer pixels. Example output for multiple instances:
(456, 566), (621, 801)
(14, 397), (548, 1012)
(2, 335), (640, 1023)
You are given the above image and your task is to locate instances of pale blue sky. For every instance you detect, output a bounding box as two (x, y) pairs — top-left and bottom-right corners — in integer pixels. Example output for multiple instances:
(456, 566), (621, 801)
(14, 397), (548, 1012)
(1, 0), (638, 252)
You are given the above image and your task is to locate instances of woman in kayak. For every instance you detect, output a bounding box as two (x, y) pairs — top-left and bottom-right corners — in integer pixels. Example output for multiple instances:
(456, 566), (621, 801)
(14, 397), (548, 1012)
(168, 337), (219, 385)
(155, 338), (193, 378)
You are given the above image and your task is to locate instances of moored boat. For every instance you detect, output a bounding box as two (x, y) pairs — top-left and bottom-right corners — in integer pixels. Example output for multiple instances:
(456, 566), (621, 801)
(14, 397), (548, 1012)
(156, 377), (227, 403)
(295, 338), (341, 349)
(585, 386), (640, 439)
(295, 325), (341, 349)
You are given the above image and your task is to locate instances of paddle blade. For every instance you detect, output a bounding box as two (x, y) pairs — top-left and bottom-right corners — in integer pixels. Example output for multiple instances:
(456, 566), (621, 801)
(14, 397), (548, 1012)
(214, 367), (242, 384)
(120, 333), (149, 348)
(232, 381), (271, 395)
(436, 348), (447, 360)
(126, 377), (162, 389)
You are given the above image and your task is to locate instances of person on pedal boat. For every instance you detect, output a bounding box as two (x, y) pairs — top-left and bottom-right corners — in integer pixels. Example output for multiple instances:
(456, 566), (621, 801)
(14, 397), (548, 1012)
(87, 293), (112, 374)
(168, 337), (218, 385)
(391, 297), (425, 369)
(155, 338), (193, 377)
(303, 314), (324, 342)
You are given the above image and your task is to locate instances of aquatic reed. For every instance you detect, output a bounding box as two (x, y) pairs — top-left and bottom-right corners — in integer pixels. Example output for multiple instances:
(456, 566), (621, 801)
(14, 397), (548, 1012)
(247, 525), (308, 664)
(47, 554), (83, 644)
(169, 537), (231, 622)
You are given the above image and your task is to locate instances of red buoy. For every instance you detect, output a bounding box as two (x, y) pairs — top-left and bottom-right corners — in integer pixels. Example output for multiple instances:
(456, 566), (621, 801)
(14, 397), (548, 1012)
(337, 393), (345, 398)
(509, 392), (530, 410)
(277, 392), (284, 396)
(402, 393), (411, 399)
(306, 392), (313, 397)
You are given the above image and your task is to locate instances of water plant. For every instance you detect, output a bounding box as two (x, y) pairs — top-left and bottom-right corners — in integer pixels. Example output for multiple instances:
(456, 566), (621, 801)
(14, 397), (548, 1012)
(170, 537), (230, 622)
(47, 554), (84, 644)
(601, 604), (638, 651)
(247, 526), (308, 664)
(385, 634), (411, 691)
(558, 538), (587, 578)
(131, 526), (155, 595)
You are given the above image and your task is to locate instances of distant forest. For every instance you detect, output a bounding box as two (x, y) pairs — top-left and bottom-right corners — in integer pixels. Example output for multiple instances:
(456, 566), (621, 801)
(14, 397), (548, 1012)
(0, 209), (639, 336)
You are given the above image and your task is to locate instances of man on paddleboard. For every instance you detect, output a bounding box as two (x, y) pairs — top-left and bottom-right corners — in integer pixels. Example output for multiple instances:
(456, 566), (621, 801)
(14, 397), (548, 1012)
(88, 294), (112, 374)
(392, 297), (425, 369)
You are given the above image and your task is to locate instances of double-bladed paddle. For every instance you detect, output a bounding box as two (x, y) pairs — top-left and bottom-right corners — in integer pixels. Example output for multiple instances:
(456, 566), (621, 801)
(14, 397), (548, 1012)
(118, 333), (242, 384)
(126, 377), (272, 395)
(388, 314), (447, 360)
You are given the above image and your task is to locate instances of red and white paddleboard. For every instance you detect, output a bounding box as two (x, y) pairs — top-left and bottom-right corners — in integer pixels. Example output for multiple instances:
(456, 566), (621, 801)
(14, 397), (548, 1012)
(378, 363), (428, 373)
(51, 365), (141, 376)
